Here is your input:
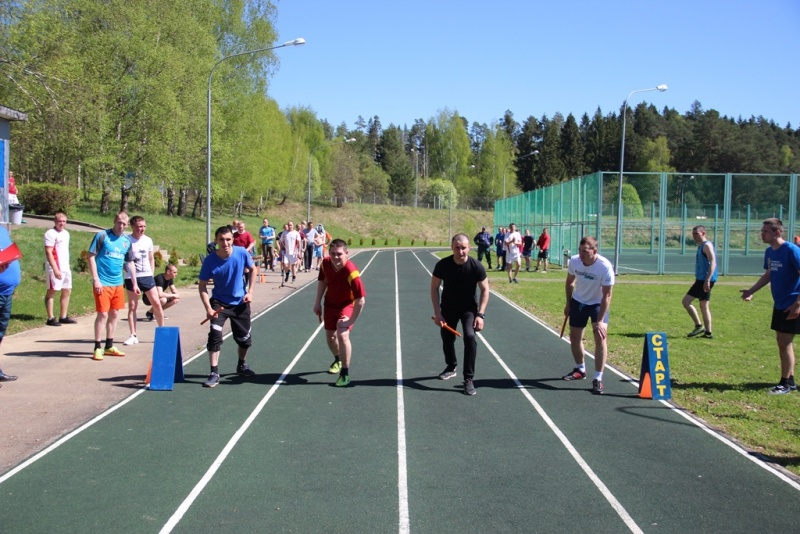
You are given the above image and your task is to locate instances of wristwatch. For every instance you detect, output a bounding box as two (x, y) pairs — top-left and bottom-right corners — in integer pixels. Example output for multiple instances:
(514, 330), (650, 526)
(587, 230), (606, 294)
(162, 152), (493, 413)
(476, 312), (485, 319)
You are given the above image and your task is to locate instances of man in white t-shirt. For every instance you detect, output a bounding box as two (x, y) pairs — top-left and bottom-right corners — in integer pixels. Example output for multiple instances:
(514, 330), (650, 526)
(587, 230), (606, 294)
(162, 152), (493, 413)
(123, 216), (165, 345)
(562, 236), (615, 395)
(44, 211), (76, 326)
(279, 221), (302, 286)
(504, 223), (523, 284)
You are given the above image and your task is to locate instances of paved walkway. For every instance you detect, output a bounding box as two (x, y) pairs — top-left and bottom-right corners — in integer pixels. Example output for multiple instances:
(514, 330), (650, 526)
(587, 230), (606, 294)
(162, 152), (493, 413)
(0, 219), (318, 474)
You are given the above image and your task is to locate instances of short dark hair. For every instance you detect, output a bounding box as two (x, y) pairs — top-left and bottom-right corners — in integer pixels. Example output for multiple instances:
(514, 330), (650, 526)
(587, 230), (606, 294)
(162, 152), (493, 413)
(330, 238), (347, 250)
(130, 215), (145, 226)
(215, 226), (233, 239)
(763, 218), (783, 233)
(579, 236), (598, 249)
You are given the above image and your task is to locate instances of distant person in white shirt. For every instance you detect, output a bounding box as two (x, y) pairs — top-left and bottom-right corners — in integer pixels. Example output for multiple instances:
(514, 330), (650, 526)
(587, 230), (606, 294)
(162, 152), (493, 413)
(123, 216), (165, 345)
(44, 211), (76, 326)
(504, 222), (523, 284)
(280, 221), (302, 285)
(562, 236), (615, 395)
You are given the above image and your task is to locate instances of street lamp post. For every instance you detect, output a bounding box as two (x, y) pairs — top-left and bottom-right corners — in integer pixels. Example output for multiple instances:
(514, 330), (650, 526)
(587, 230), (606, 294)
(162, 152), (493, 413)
(206, 38), (305, 244)
(307, 138), (356, 222)
(612, 84), (668, 274)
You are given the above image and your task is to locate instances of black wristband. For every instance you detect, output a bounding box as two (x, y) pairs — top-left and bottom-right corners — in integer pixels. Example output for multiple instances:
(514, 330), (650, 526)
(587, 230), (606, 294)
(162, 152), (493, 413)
(476, 312), (485, 319)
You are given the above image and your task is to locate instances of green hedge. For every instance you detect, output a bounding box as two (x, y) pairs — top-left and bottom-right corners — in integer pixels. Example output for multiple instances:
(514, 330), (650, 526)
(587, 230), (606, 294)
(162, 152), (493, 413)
(19, 183), (79, 215)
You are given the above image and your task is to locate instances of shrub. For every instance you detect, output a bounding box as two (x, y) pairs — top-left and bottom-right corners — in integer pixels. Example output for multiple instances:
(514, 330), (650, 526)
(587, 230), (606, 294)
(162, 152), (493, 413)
(359, 237), (364, 246)
(347, 238), (352, 246)
(397, 238), (401, 246)
(371, 238), (376, 246)
(384, 238), (388, 245)
(153, 250), (164, 269)
(169, 247), (180, 264)
(424, 239), (428, 246)
(187, 254), (200, 267)
(76, 250), (90, 273)
(19, 183), (78, 215)
(411, 239), (415, 246)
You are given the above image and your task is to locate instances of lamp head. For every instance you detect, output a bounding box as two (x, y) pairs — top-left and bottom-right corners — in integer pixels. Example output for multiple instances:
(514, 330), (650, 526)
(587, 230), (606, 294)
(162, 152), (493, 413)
(285, 38), (306, 46)
(656, 84), (668, 92)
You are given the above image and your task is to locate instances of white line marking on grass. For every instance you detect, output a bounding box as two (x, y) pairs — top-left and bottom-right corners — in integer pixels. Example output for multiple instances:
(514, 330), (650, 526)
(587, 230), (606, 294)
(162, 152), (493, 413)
(159, 323), (325, 534)
(478, 333), (645, 534)
(394, 251), (411, 534)
(490, 289), (800, 491)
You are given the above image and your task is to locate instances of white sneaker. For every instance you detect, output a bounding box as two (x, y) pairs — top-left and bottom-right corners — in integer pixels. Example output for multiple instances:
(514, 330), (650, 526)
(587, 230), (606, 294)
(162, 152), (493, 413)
(123, 334), (139, 346)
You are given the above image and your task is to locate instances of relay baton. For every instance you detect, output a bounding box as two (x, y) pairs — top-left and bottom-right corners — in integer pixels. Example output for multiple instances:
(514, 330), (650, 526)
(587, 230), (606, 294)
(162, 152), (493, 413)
(201, 308), (221, 325)
(559, 316), (568, 338)
(431, 316), (461, 337)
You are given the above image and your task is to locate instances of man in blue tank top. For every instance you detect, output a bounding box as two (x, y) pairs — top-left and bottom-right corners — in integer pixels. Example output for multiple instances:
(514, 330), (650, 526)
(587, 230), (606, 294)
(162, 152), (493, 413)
(683, 226), (718, 339)
(741, 218), (800, 394)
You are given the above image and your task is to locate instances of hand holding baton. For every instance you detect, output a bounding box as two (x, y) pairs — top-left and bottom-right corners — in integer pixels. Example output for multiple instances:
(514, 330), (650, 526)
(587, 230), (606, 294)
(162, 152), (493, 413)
(432, 316), (461, 337)
(201, 308), (221, 325)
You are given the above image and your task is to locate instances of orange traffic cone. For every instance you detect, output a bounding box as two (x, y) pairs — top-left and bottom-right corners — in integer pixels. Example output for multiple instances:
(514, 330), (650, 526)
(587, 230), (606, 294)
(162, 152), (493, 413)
(638, 372), (652, 398)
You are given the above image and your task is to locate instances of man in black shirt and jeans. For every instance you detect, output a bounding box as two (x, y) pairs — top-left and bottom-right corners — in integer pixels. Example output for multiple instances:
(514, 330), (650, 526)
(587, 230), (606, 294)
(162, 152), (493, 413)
(473, 226), (494, 270)
(430, 233), (490, 396)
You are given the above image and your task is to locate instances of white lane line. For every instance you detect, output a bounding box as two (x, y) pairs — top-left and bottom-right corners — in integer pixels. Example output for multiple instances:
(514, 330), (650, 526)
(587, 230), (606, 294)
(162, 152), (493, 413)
(491, 290), (800, 491)
(415, 251), (640, 530)
(0, 288), (309, 486)
(159, 322), (325, 534)
(394, 251), (410, 534)
(161, 249), (382, 533)
(478, 333), (644, 534)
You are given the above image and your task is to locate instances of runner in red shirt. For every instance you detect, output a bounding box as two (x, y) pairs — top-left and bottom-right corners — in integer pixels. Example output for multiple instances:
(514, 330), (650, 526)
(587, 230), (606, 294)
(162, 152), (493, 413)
(313, 239), (366, 387)
(534, 227), (550, 273)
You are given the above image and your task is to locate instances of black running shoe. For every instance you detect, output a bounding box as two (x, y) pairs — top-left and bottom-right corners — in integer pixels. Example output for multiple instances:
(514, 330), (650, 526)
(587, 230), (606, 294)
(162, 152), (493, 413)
(146, 311), (155, 321)
(46, 318), (61, 327)
(592, 379), (604, 394)
(438, 367), (457, 380)
(562, 368), (586, 381)
(203, 372), (220, 388)
(687, 325), (704, 338)
(464, 379), (476, 396)
(236, 362), (256, 377)
(59, 317), (77, 324)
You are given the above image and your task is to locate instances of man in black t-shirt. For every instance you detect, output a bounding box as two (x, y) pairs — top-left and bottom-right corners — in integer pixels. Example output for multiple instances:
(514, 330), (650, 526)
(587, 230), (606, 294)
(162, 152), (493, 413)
(430, 233), (489, 396)
(143, 263), (180, 321)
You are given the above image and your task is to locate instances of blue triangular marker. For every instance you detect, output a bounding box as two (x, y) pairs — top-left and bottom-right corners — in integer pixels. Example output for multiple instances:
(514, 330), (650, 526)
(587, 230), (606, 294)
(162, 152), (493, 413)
(149, 326), (184, 391)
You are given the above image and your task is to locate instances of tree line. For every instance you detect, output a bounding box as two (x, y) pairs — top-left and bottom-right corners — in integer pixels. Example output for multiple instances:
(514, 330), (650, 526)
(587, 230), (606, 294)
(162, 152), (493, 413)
(2, 1), (798, 217)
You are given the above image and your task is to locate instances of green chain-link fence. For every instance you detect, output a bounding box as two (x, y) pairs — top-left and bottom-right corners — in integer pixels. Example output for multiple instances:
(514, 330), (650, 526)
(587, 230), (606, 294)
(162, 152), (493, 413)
(494, 172), (800, 276)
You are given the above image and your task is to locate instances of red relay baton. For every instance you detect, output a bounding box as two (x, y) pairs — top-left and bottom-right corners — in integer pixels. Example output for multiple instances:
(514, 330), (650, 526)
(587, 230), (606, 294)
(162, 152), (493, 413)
(432, 316), (462, 337)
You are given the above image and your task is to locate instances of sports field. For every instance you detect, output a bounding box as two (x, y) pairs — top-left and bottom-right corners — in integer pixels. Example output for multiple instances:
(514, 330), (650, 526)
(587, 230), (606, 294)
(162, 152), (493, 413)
(0, 249), (798, 533)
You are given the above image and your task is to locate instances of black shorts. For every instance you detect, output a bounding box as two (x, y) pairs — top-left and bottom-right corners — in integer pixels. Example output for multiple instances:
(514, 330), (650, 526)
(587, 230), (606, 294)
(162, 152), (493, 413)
(771, 308), (800, 334)
(686, 279), (715, 301)
(538, 249), (549, 259)
(569, 298), (608, 328)
(207, 300), (252, 352)
(124, 276), (156, 293)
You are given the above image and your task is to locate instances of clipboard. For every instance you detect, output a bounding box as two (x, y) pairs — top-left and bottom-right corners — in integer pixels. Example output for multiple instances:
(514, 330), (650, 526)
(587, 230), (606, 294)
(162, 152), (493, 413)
(0, 242), (23, 266)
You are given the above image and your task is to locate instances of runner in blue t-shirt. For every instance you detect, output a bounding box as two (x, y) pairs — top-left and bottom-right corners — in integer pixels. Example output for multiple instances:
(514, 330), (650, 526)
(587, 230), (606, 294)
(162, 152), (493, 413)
(198, 226), (257, 388)
(683, 225), (718, 339)
(259, 218), (276, 272)
(87, 212), (136, 361)
(741, 218), (800, 394)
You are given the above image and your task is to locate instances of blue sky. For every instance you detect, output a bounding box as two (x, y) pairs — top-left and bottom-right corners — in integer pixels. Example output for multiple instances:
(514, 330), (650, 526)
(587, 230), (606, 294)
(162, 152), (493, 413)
(269, 0), (799, 130)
